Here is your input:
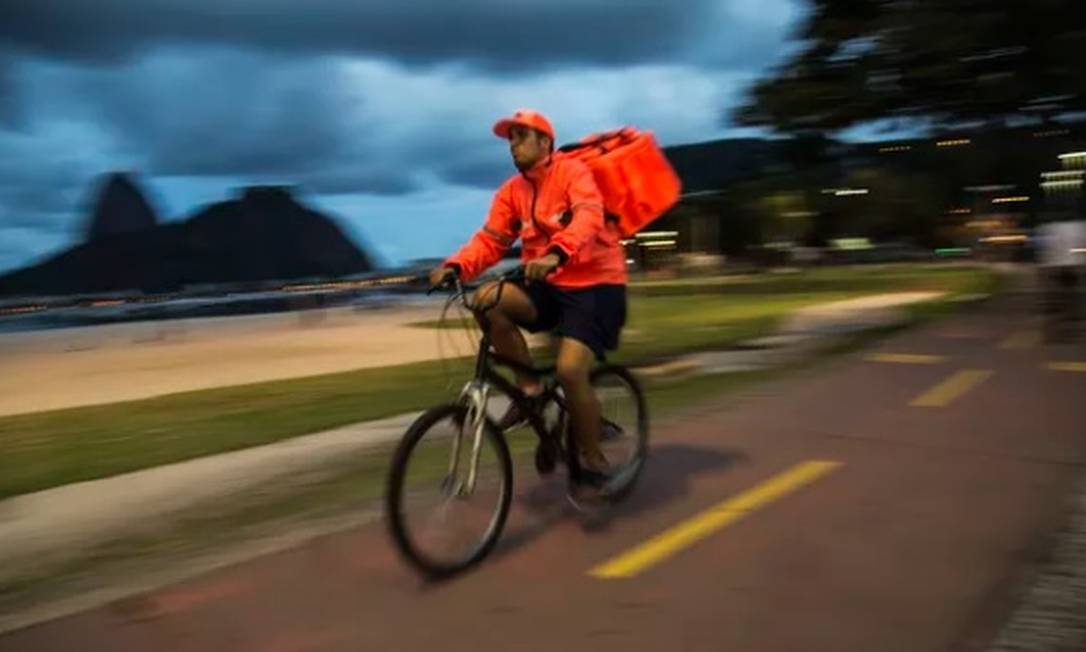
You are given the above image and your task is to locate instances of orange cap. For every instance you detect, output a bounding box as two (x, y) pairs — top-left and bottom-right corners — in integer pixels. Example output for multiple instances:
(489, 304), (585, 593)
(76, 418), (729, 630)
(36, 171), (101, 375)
(492, 109), (555, 142)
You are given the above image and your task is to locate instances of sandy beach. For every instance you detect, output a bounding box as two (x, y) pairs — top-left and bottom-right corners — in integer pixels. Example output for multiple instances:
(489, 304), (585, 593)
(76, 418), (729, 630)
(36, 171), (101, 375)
(0, 300), (493, 417)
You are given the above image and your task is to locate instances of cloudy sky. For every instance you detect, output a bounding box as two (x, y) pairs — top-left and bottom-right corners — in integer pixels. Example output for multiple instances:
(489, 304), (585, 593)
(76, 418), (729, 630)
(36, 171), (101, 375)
(0, 0), (809, 273)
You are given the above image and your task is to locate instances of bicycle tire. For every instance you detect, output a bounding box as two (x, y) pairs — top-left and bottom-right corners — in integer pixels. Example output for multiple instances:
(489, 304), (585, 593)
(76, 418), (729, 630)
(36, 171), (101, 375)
(565, 365), (649, 501)
(385, 403), (513, 578)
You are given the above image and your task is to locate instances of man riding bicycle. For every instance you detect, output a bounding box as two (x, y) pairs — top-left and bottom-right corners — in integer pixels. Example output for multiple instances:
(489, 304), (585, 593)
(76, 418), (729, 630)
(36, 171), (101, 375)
(429, 109), (627, 493)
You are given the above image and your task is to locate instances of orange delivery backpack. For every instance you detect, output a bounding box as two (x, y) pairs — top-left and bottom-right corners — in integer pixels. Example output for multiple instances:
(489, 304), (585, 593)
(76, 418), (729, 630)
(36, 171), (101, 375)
(556, 127), (683, 238)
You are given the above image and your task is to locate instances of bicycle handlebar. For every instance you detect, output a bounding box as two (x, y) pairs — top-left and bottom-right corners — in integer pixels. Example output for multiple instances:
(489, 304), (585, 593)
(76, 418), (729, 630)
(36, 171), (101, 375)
(428, 265), (526, 313)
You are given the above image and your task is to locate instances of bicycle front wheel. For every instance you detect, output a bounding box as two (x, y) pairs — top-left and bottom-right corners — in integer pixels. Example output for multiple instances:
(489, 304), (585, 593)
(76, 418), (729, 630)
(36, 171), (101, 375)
(385, 403), (512, 578)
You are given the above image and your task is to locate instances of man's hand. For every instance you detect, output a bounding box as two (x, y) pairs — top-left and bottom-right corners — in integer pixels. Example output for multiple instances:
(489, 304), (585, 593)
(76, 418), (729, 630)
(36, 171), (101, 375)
(525, 253), (561, 281)
(428, 265), (457, 289)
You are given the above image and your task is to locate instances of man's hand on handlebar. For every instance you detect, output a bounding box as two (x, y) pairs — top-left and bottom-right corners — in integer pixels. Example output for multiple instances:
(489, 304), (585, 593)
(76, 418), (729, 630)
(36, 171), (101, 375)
(525, 253), (560, 281)
(428, 265), (458, 290)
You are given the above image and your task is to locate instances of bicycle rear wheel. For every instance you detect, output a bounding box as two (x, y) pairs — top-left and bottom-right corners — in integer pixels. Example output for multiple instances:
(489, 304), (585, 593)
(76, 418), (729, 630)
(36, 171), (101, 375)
(568, 365), (649, 500)
(385, 403), (512, 578)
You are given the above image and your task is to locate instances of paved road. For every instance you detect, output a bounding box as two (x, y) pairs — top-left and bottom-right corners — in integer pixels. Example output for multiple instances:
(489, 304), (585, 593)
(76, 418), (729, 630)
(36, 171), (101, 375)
(3, 291), (1084, 651)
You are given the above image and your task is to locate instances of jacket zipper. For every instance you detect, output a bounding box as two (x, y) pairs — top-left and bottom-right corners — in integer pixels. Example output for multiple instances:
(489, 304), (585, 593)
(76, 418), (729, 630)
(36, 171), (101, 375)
(527, 177), (554, 241)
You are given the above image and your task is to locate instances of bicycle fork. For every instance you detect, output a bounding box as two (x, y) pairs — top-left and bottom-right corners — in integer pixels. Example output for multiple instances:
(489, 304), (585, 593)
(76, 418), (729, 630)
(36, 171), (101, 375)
(449, 380), (491, 496)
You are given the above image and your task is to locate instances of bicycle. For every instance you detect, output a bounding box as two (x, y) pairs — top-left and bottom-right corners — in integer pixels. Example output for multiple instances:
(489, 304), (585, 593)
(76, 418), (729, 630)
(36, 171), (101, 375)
(384, 268), (649, 578)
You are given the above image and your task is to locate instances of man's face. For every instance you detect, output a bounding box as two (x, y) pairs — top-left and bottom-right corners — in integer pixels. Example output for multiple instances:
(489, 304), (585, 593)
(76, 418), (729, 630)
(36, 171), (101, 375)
(508, 125), (550, 172)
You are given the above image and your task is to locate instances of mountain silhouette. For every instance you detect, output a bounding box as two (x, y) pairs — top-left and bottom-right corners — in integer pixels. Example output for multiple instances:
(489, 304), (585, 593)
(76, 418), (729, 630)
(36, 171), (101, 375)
(0, 177), (374, 297)
(85, 172), (159, 242)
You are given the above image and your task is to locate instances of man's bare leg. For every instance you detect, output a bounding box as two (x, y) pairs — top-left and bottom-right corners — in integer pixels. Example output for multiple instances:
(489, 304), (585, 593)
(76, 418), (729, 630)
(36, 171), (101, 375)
(474, 282), (539, 389)
(555, 337), (607, 472)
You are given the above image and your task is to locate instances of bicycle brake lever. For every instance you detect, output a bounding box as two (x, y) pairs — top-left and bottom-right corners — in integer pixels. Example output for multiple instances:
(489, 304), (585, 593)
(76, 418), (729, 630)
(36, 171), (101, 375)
(426, 274), (460, 295)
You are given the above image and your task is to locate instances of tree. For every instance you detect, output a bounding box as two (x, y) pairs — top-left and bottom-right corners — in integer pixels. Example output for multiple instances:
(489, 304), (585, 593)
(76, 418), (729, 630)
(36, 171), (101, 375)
(820, 168), (945, 245)
(734, 0), (1086, 135)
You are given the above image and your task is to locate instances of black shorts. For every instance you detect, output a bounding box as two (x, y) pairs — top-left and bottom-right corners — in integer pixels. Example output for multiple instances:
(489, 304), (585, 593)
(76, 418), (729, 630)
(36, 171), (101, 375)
(518, 281), (627, 359)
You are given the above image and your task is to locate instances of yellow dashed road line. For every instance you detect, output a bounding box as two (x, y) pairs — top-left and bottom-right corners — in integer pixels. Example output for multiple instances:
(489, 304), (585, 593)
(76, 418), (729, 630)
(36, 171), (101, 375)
(588, 461), (842, 579)
(867, 353), (945, 365)
(910, 370), (993, 407)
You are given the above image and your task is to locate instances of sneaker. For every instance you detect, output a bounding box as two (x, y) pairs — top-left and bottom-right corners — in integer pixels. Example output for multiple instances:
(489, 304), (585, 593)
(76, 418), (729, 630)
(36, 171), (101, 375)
(496, 393), (544, 432)
(568, 465), (616, 503)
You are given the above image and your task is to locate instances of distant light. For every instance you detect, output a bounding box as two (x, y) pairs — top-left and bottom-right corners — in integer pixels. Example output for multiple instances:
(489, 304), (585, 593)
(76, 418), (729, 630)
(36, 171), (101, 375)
(965, 184), (1015, 192)
(640, 240), (677, 248)
(980, 235), (1027, 244)
(834, 188), (869, 196)
(830, 237), (872, 250)
(1033, 129), (1070, 137)
(0, 304), (47, 316)
(1041, 170), (1085, 179)
(992, 196), (1030, 204)
(626, 258), (636, 264)
(937, 138), (972, 147)
(1041, 179), (1084, 189)
(948, 208), (973, 215)
(680, 190), (728, 198)
(879, 145), (912, 153)
(1071, 248), (1086, 254)
(1058, 151), (1086, 160)
(959, 46), (1027, 63)
(635, 231), (679, 239)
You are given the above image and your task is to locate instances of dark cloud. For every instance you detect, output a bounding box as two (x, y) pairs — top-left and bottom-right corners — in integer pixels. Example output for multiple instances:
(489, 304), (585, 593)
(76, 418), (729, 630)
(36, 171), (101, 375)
(296, 168), (418, 196)
(674, 0), (807, 78)
(62, 52), (425, 194)
(0, 0), (805, 199)
(438, 156), (513, 190)
(147, 116), (347, 178)
(0, 209), (73, 235)
(0, 140), (87, 232)
(57, 53), (361, 178)
(0, 51), (428, 241)
(2, 0), (714, 70)
(0, 187), (74, 222)
(0, 57), (23, 130)
(0, 187), (94, 247)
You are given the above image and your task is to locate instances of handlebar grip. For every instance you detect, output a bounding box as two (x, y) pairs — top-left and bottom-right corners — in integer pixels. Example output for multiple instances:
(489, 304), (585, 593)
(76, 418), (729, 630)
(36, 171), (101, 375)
(426, 269), (461, 294)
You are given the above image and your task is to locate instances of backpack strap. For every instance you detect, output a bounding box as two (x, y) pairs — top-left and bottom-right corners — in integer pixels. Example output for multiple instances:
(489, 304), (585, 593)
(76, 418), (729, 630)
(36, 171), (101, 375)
(557, 127), (637, 155)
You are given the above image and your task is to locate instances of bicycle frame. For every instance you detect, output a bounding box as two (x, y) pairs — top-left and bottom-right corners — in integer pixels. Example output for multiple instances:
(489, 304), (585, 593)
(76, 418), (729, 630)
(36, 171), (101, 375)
(444, 275), (569, 493)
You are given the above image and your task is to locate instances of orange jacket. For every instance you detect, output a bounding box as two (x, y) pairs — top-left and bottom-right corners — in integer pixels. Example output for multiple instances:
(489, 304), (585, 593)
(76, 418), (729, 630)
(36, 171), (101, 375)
(445, 155), (628, 288)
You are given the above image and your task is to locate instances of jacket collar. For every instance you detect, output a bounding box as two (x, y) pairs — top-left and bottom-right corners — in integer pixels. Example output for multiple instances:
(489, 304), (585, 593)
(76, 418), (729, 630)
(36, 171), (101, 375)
(520, 154), (555, 183)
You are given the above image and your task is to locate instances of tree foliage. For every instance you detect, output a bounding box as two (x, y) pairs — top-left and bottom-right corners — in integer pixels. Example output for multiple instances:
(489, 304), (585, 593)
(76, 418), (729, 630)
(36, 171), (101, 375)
(734, 0), (1086, 134)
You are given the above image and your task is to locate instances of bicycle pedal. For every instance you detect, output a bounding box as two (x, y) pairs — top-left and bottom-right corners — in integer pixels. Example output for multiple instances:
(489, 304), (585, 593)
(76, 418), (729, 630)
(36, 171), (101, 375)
(565, 485), (609, 513)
